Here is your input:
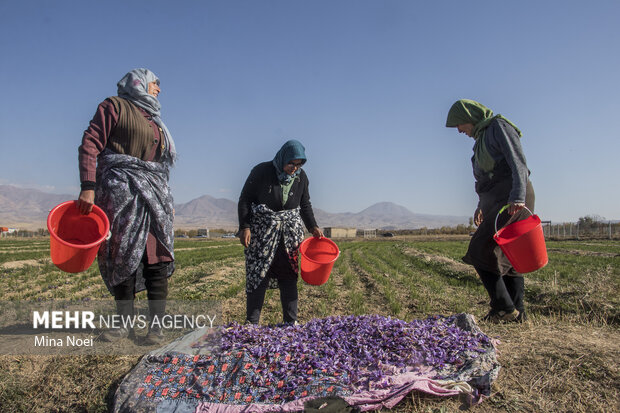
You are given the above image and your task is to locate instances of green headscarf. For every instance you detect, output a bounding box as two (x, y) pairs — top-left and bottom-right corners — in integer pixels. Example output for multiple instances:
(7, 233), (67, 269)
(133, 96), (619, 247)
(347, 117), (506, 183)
(446, 99), (521, 173)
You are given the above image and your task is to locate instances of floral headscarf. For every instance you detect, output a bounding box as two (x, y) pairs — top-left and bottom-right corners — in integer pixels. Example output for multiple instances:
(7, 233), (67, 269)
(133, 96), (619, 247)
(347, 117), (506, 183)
(117, 68), (177, 165)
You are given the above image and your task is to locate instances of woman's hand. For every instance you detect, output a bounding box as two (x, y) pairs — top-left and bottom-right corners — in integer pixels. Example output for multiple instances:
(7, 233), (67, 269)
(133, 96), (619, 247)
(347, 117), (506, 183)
(508, 202), (525, 215)
(77, 190), (95, 215)
(240, 228), (251, 247)
(473, 208), (483, 226)
(311, 227), (324, 238)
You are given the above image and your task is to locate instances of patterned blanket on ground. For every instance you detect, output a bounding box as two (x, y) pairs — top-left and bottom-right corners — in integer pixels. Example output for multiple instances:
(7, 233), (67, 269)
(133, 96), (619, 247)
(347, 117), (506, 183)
(113, 314), (499, 412)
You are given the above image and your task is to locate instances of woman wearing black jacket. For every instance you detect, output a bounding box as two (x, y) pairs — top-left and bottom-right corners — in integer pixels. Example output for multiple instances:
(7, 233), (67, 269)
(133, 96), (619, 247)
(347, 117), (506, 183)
(238, 140), (323, 324)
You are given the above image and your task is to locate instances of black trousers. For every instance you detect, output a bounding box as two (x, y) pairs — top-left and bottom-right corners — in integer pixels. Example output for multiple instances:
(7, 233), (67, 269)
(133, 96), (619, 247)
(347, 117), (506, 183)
(476, 267), (524, 313)
(246, 277), (298, 324)
(111, 253), (170, 322)
(246, 241), (298, 324)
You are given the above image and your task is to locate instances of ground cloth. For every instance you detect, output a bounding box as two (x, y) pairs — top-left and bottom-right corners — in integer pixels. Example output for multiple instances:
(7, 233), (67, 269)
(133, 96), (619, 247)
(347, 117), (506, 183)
(112, 314), (499, 413)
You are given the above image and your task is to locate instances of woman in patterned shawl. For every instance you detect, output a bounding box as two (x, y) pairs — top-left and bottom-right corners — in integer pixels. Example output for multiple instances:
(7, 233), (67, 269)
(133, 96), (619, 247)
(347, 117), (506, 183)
(446, 99), (535, 324)
(77, 68), (176, 344)
(238, 140), (323, 324)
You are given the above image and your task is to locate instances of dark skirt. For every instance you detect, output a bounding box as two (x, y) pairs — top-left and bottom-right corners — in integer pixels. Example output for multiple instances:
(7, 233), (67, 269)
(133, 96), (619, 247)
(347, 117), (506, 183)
(463, 180), (535, 276)
(267, 237), (298, 281)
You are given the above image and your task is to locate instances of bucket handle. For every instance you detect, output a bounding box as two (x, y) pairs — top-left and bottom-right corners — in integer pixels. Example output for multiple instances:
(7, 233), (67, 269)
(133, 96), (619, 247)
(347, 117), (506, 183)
(106, 231), (112, 241)
(494, 204), (534, 235)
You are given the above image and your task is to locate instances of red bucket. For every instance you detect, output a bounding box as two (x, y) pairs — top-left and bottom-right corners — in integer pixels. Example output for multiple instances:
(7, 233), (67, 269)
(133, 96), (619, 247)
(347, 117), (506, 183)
(493, 205), (548, 273)
(300, 237), (340, 286)
(47, 201), (110, 273)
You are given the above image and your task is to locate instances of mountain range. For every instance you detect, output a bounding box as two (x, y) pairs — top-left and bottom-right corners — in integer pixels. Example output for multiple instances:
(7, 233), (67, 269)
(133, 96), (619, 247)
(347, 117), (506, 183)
(0, 185), (468, 230)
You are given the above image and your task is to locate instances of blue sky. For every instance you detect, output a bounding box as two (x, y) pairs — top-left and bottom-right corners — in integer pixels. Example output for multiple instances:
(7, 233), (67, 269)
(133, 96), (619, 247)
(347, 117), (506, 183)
(1, 0), (619, 223)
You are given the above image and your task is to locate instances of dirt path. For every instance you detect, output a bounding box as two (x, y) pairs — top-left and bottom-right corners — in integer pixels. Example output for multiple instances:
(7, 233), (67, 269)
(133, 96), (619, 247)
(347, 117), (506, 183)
(401, 247), (475, 274)
(547, 248), (620, 257)
(1, 259), (47, 270)
(175, 245), (235, 252)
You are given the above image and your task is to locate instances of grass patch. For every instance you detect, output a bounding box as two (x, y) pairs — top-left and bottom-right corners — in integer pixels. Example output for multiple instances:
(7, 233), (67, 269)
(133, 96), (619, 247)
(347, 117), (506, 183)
(0, 236), (618, 412)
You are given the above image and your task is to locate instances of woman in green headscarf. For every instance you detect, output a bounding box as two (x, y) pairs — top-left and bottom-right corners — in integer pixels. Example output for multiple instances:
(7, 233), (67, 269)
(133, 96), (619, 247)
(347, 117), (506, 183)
(446, 99), (535, 323)
(238, 140), (323, 324)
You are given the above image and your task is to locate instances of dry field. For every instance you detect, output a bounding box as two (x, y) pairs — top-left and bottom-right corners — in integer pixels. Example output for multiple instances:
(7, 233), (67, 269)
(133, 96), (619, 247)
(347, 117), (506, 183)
(0, 236), (618, 412)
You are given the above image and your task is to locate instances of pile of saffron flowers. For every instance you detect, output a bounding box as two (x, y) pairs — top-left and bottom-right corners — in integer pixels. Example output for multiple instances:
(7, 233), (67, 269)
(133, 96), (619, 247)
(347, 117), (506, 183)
(220, 314), (491, 393)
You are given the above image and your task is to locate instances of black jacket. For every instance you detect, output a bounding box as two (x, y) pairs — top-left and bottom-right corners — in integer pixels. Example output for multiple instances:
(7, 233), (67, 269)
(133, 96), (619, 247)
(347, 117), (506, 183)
(238, 161), (318, 231)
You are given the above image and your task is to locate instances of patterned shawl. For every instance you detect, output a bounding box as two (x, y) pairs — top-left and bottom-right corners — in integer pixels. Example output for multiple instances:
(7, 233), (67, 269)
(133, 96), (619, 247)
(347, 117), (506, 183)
(244, 204), (304, 293)
(95, 150), (175, 293)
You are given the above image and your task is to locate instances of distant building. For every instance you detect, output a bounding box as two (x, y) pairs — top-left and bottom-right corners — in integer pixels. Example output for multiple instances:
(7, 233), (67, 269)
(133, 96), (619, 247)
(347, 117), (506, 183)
(324, 227), (357, 238)
(0, 227), (18, 237)
(363, 229), (377, 239)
